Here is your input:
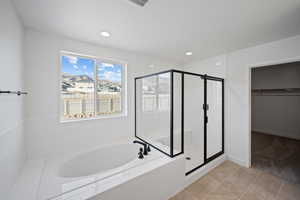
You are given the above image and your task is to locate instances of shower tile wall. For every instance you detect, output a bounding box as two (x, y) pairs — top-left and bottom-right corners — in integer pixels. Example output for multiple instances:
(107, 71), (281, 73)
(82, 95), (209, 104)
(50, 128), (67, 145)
(0, 0), (26, 198)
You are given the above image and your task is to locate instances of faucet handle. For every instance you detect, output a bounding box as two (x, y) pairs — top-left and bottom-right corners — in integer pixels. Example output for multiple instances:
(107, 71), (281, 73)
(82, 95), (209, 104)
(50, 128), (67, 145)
(147, 145), (151, 152)
(138, 148), (144, 159)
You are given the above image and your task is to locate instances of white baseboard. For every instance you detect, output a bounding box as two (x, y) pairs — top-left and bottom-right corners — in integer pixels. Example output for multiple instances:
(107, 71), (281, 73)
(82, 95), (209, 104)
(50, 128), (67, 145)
(227, 155), (249, 167)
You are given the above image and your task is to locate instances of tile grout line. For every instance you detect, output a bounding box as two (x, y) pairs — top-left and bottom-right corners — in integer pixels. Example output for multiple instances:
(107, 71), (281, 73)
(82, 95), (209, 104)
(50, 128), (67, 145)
(237, 169), (261, 200)
(206, 162), (251, 200)
(170, 160), (233, 200)
(274, 180), (284, 200)
(35, 160), (47, 200)
(177, 162), (261, 200)
(215, 163), (243, 199)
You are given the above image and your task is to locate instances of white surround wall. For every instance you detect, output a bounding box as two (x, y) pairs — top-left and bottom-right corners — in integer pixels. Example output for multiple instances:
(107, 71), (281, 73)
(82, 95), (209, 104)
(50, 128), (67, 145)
(185, 35), (300, 167)
(0, 0), (25, 198)
(24, 29), (180, 159)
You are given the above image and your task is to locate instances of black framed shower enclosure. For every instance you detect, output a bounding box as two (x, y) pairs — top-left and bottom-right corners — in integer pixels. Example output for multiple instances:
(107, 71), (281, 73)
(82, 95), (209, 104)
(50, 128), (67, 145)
(134, 69), (224, 176)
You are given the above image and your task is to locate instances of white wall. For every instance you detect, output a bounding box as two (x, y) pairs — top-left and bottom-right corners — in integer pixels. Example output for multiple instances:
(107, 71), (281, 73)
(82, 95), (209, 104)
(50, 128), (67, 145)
(184, 55), (226, 78)
(24, 29), (180, 159)
(251, 63), (300, 140)
(184, 35), (300, 167)
(0, 0), (25, 198)
(226, 35), (300, 167)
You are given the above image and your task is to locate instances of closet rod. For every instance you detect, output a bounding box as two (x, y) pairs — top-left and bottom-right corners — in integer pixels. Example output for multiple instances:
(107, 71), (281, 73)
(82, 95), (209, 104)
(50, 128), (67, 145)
(252, 94), (300, 96)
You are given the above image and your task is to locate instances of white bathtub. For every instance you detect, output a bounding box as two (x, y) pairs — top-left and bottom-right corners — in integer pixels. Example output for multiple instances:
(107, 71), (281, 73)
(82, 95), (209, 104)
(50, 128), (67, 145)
(58, 143), (139, 178)
(12, 141), (224, 200)
(38, 143), (166, 200)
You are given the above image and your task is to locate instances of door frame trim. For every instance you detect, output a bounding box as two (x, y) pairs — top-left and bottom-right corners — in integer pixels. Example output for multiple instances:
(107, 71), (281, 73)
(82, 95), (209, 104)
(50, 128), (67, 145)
(248, 57), (300, 168)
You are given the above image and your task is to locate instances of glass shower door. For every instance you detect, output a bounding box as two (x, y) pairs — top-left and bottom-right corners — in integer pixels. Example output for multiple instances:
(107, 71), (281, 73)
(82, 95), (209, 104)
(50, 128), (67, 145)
(206, 79), (224, 160)
(184, 74), (205, 173)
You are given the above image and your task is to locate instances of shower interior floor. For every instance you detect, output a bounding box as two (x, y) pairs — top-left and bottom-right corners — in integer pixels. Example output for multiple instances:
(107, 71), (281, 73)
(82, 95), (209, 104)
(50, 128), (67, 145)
(185, 144), (204, 173)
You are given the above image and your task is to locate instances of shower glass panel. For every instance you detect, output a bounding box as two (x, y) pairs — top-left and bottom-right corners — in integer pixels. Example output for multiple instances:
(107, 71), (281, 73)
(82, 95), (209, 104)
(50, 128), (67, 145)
(206, 79), (224, 159)
(173, 72), (183, 156)
(135, 69), (224, 174)
(135, 73), (171, 155)
(135, 71), (183, 156)
(184, 74), (205, 173)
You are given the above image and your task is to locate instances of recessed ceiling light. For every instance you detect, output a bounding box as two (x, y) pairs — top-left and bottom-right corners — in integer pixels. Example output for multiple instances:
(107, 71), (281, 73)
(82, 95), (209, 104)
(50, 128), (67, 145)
(148, 65), (155, 68)
(100, 31), (111, 37)
(185, 52), (193, 56)
(216, 62), (222, 66)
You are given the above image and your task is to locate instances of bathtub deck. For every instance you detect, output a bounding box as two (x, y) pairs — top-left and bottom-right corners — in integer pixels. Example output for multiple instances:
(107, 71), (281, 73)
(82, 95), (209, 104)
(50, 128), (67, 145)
(9, 147), (182, 200)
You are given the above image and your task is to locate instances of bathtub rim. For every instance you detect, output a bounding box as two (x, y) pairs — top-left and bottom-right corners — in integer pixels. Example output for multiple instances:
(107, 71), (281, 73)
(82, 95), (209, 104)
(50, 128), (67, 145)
(57, 143), (139, 178)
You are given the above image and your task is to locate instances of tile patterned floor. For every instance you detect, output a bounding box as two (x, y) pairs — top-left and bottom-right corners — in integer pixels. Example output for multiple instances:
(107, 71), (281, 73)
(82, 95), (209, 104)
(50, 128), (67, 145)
(169, 161), (300, 200)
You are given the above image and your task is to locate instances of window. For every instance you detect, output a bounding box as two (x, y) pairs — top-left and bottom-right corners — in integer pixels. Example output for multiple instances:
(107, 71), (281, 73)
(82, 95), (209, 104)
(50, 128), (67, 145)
(61, 52), (126, 121)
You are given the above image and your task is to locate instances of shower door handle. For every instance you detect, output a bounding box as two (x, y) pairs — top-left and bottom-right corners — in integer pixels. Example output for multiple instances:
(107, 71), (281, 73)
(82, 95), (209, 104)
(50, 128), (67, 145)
(203, 104), (209, 111)
(205, 116), (208, 124)
(203, 104), (209, 124)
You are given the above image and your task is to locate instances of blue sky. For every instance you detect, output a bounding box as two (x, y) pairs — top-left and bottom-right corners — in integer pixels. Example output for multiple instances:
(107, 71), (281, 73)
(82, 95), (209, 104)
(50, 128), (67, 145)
(98, 62), (122, 83)
(62, 55), (122, 83)
(62, 55), (94, 77)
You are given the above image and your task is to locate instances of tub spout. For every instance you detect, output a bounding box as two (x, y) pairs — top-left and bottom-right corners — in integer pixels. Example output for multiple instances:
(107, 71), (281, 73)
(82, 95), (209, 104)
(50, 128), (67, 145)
(133, 140), (148, 155)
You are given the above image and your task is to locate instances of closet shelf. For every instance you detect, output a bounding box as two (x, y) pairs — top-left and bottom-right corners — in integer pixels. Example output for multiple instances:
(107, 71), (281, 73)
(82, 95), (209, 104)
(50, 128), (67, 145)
(252, 88), (300, 96)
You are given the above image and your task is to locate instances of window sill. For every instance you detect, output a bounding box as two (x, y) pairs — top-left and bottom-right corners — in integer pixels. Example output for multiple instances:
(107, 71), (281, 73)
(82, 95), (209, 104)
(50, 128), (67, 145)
(60, 113), (127, 124)
(142, 110), (170, 114)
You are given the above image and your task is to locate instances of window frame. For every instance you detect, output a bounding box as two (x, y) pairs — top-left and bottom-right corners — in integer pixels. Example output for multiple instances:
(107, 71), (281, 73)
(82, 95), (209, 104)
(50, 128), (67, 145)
(60, 51), (127, 123)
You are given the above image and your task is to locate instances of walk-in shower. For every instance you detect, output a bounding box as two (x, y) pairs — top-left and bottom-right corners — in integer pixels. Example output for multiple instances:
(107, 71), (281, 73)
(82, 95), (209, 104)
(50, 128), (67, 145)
(135, 69), (224, 175)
